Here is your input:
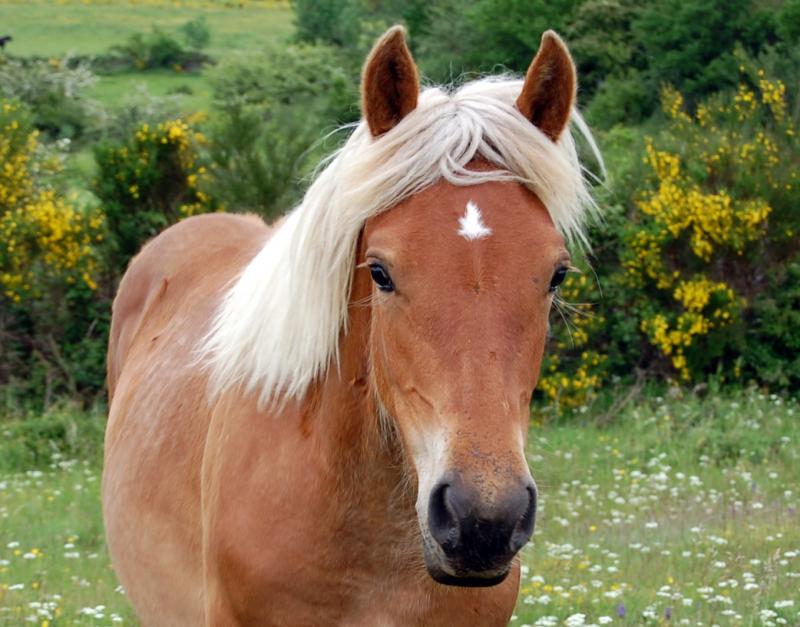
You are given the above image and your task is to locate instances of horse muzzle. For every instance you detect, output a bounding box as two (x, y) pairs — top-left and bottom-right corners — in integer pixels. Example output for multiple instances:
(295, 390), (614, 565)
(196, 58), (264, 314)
(421, 473), (536, 587)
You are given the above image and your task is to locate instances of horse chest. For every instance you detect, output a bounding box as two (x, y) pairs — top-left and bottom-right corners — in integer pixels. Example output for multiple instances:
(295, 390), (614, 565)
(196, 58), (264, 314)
(201, 412), (517, 625)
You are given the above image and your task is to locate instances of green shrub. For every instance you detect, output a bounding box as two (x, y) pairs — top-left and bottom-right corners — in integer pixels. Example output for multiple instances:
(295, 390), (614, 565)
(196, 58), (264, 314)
(0, 100), (106, 406)
(631, 0), (776, 106)
(206, 107), (319, 217)
(742, 261), (800, 390)
(93, 116), (218, 268)
(584, 70), (652, 129)
(0, 55), (99, 140)
(293, 0), (427, 55)
(109, 25), (210, 72)
(210, 44), (356, 121)
(623, 74), (798, 383)
(181, 16), (211, 51)
(206, 44), (358, 216)
(96, 85), (184, 143)
(549, 68), (800, 407)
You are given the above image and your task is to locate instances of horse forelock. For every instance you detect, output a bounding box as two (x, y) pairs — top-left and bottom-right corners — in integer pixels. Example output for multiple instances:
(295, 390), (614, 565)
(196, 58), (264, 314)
(201, 76), (602, 407)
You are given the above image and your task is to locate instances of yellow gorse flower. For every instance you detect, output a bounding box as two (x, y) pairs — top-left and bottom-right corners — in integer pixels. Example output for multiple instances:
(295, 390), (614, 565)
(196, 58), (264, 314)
(0, 100), (102, 302)
(635, 141), (772, 267)
(620, 73), (790, 381)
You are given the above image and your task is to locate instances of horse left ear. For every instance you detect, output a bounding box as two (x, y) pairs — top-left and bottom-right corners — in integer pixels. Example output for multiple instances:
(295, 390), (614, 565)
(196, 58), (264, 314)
(516, 30), (577, 142)
(362, 25), (419, 137)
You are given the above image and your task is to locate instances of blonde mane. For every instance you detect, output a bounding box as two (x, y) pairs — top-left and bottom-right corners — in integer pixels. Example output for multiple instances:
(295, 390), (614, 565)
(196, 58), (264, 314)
(203, 76), (601, 406)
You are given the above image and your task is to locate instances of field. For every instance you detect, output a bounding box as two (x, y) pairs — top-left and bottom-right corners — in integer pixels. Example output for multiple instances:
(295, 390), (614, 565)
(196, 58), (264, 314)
(1, 390), (797, 625)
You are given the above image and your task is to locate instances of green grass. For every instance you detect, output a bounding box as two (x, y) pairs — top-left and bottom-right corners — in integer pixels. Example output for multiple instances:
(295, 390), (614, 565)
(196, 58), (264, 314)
(515, 390), (799, 626)
(0, 461), (133, 624)
(87, 69), (213, 112)
(0, 389), (797, 624)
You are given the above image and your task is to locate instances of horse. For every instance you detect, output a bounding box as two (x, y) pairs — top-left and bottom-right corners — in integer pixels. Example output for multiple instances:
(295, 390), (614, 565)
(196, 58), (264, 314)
(103, 26), (599, 626)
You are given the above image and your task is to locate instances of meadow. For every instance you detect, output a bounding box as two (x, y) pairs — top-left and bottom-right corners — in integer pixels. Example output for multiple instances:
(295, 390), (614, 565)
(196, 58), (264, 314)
(0, 390), (797, 625)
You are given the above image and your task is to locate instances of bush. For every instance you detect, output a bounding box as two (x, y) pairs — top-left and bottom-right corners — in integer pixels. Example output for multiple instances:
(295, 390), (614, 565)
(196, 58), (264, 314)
(181, 16), (211, 52)
(548, 68), (799, 407)
(206, 44), (358, 216)
(0, 100), (101, 306)
(743, 261), (800, 390)
(109, 24), (210, 73)
(93, 116), (218, 268)
(0, 100), (106, 405)
(584, 69), (652, 129)
(293, 0), (428, 55)
(624, 74), (797, 382)
(0, 55), (99, 140)
(631, 0), (776, 106)
(210, 44), (356, 121)
(95, 85), (185, 144)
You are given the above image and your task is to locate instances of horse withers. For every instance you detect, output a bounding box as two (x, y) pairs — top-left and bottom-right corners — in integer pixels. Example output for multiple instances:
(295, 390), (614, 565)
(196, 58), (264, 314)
(103, 26), (598, 626)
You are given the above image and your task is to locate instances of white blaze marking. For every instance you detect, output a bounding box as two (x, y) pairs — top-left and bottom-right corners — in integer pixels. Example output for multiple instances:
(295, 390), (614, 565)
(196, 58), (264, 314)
(410, 425), (450, 520)
(458, 200), (492, 240)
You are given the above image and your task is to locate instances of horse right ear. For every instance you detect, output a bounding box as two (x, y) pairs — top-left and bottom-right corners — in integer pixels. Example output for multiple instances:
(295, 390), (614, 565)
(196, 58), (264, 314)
(516, 30), (577, 142)
(362, 26), (419, 137)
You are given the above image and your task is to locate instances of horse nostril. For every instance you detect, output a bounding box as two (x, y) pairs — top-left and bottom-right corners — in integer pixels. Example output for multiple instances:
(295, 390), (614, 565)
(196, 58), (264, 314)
(509, 484), (537, 553)
(428, 482), (460, 553)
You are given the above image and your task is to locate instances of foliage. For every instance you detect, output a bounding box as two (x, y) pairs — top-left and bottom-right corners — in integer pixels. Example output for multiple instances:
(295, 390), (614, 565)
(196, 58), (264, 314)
(0, 104), (101, 303)
(292, 0), (792, 126)
(210, 43), (356, 120)
(0, 55), (98, 140)
(93, 116), (217, 268)
(565, 0), (638, 92)
(455, 0), (580, 73)
(293, 0), (429, 56)
(180, 16), (211, 52)
(743, 261), (800, 390)
(545, 68), (799, 406)
(293, 0), (581, 80)
(206, 44), (358, 216)
(0, 100), (106, 405)
(108, 23), (210, 73)
(631, 0), (774, 105)
(95, 84), (185, 143)
(627, 73), (796, 382)
(293, 0), (355, 46)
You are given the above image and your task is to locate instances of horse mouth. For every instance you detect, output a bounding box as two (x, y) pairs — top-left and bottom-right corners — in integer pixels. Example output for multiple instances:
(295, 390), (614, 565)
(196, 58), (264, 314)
(426, 563), (511, 588)
(421, 534), (513, 588)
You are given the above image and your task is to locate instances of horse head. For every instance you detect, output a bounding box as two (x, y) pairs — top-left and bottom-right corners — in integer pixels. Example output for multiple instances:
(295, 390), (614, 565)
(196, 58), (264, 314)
(359, 27), (581, 586)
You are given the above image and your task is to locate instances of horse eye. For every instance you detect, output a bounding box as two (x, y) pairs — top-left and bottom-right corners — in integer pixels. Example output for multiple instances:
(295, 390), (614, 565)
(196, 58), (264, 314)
(369, 263), (395, 292)
(549, 266), (568, 292)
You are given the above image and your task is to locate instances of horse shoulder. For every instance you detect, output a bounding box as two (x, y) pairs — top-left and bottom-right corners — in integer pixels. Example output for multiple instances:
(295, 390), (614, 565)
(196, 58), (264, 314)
(107, 213), (269, 400)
